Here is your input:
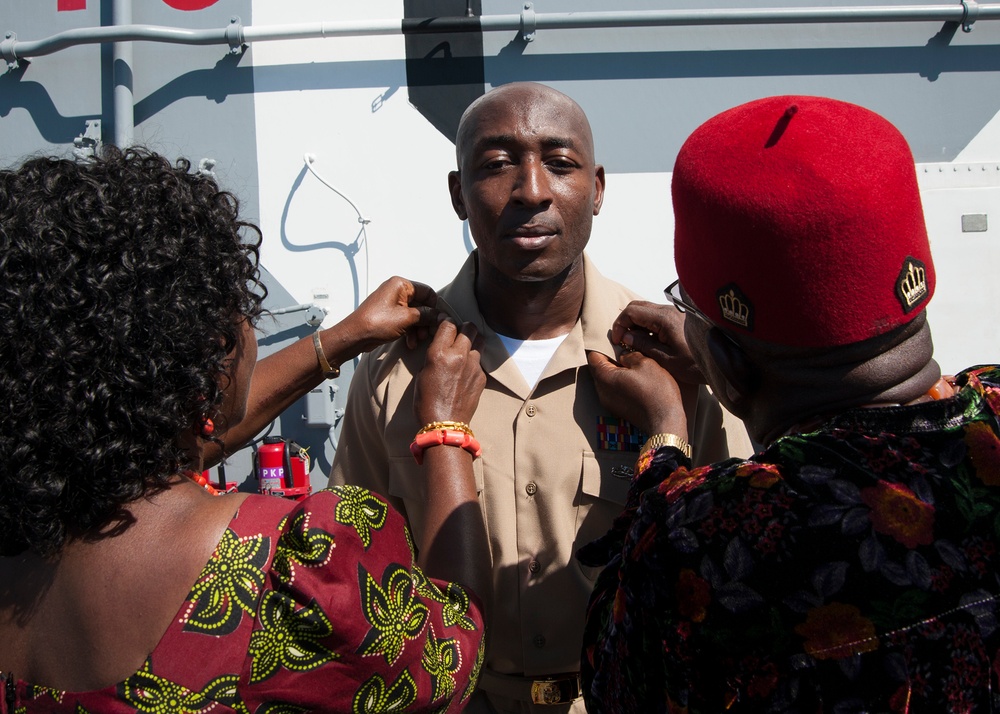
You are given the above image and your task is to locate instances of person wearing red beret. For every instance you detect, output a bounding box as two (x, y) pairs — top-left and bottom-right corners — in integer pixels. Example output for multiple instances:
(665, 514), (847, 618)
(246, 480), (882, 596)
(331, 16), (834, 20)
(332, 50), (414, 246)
(579, 95), (1000, 712)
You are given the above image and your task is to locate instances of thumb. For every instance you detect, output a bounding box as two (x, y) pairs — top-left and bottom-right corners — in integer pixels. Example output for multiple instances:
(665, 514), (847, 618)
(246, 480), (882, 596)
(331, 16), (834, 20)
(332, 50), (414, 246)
(412, 304), (442, 327)
(407, 280), (438, 308)
(587, 351), (619, 382)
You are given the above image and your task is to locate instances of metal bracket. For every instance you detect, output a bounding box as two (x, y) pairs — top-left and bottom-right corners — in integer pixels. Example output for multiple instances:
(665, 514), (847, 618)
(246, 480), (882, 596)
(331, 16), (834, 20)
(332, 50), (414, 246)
(521, 2), (536, 42)
(73, 119), (102, 160)
(961, 0), (979, 32)
(1, 32), (18, 70)
(269, 302), (329, 327)
(226, 16), (245, 55)
(304, 305), (326, 326)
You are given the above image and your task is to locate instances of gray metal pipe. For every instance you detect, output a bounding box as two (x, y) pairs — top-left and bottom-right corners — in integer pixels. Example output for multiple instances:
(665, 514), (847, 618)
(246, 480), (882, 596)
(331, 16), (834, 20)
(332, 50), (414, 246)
(3, 3), (999, 63)
(2, 25), (239, 62)
(524, 5), (990, 28)
(112, 0), (134, 148)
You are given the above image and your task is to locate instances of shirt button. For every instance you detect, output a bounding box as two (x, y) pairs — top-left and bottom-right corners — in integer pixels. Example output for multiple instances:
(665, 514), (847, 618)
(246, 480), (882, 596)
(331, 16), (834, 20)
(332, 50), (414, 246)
(526, 404), (537, 417)
(529, 559), (541, 573)
(525, 482), (537, 496)
(534, 635), (546, 648)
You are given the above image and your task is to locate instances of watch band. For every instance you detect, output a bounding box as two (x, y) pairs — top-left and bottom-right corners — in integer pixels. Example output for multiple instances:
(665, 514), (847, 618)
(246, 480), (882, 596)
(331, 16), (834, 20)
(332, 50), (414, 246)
(638, 432), (692, 459)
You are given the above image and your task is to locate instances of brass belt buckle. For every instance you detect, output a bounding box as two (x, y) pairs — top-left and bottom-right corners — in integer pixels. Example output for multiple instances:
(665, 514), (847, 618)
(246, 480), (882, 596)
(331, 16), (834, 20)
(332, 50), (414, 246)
(531, 680), (563, 705)
(530, 675), (581, 705)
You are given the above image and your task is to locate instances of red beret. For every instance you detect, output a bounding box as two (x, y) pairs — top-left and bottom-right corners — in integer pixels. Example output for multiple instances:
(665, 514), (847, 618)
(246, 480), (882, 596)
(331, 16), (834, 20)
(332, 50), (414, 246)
(673, 95), (934, 348)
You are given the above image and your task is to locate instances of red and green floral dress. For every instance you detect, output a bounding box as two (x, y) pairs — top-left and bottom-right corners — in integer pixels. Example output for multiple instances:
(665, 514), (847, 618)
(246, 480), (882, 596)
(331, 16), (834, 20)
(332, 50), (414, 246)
(3, 485), (485, 713)
(580, 365), (1000, 713)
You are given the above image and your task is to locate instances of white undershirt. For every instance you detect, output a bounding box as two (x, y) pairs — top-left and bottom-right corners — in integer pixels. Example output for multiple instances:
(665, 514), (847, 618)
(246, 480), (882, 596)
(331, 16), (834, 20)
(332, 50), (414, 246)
(497, 332), (570, 390)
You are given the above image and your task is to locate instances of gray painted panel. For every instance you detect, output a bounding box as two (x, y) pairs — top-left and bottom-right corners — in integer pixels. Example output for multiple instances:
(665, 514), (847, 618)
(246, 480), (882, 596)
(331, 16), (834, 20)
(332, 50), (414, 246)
(0, 1), (103, 160)
(1, 2), (261, 223)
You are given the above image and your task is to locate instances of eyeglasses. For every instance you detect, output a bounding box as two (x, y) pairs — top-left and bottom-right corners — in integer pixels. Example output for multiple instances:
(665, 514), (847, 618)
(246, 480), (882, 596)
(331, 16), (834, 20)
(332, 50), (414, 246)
(664, 279), (743, 351)
(663, 279), (713, 324)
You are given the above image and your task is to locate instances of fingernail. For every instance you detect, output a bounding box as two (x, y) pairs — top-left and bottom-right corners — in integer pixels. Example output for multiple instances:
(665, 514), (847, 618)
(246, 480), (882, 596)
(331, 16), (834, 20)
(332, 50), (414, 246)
(623, 333), (634, 346)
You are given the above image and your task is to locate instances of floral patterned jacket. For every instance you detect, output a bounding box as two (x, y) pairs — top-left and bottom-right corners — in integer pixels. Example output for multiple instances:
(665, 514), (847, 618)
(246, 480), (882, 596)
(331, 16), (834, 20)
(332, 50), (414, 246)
(3, 486), (485, 714)
(579, 365), (1000, 713)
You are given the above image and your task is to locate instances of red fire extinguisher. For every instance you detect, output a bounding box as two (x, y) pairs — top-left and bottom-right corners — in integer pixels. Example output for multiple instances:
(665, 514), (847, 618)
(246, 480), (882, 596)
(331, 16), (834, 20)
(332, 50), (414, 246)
(256, 436), (312, 501)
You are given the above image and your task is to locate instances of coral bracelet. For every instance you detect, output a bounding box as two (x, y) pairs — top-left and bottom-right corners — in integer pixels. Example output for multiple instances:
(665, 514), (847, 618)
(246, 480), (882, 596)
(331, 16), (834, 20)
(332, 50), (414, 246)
(410, 428), (483, 465)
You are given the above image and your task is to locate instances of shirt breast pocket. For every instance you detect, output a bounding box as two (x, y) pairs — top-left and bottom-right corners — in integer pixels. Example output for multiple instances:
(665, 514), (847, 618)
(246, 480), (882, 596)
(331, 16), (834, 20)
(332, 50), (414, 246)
(574, 451), (634, 580)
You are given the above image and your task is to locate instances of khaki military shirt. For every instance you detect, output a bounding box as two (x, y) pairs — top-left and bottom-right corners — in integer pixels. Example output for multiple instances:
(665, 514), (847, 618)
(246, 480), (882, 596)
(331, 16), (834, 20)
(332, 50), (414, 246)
(330, 252), (752, 713)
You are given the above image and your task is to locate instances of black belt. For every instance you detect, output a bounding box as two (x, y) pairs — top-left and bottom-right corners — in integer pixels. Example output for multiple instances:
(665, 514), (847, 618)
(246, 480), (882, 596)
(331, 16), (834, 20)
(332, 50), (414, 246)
(479, 669), (583, 705)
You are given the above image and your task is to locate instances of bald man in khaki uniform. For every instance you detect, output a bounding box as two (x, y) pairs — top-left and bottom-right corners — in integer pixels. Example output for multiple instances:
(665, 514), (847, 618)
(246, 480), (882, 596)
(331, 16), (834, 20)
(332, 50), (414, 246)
(330, 82), (752, 713)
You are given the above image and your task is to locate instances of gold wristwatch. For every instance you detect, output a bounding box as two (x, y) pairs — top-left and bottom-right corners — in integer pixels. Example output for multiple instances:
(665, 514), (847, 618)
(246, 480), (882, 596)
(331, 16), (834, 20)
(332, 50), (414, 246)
(638, 432), (691, 459)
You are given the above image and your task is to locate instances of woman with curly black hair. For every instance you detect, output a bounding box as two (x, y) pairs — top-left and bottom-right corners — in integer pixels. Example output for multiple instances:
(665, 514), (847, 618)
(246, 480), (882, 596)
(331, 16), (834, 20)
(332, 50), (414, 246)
(0, 148), (490, 713)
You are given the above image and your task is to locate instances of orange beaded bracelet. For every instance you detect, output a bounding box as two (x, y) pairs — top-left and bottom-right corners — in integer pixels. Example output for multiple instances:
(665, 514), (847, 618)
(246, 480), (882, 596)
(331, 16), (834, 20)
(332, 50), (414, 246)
(410, 428), (483, 465)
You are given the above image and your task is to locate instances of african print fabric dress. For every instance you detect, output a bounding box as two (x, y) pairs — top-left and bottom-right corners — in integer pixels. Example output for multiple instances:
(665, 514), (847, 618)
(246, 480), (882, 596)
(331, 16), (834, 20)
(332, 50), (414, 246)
(580, 365), (1000, 713)
(4, 486), (485, 713)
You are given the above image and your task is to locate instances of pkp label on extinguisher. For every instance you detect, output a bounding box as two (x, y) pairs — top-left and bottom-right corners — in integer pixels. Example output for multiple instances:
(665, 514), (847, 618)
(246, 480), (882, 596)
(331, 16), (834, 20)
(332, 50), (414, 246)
(259, 466), (285, 490)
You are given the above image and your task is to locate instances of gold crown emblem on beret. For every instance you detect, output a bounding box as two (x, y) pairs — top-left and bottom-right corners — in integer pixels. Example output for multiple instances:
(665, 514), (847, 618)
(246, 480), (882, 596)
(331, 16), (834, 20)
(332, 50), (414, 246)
(900, 262), (927, 307)
(895, 257), (929, 313)
(718, 286), (751, 329)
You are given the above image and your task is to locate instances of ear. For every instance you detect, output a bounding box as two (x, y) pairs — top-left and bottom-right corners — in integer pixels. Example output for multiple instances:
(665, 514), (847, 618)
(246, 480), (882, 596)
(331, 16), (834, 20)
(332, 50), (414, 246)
(706, 327), (759, 411)
(592, 164), (606, 215)
(448, 170), (468, 221)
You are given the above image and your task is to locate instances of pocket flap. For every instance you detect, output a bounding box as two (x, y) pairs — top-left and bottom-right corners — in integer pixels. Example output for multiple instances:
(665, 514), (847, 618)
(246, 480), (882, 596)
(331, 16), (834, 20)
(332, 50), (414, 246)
(581, 451), (634, 506)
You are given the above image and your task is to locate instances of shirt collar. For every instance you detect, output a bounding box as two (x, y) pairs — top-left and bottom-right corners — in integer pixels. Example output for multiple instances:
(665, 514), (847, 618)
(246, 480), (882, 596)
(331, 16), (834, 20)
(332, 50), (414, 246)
(438, 251), (625, 392)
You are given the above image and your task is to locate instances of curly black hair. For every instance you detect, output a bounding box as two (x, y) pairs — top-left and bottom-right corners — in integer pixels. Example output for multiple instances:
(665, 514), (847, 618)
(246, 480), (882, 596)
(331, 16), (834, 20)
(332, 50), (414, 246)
(0, 147), (265, 557)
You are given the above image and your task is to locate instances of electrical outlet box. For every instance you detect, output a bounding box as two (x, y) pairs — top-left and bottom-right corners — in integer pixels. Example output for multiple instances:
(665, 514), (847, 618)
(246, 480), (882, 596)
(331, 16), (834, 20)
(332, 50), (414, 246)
(305, 383), (338, 428)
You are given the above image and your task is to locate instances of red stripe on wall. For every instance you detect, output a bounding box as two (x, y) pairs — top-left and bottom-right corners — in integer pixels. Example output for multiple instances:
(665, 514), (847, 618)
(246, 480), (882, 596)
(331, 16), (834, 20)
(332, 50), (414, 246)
(58, 0), (87, 10)
(163, 0), (220, 9)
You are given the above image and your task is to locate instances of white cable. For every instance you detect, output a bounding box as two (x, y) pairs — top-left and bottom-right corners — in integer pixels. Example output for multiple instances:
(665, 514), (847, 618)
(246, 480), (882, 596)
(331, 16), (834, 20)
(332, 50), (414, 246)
(302, 153), (371, 299)
(302, 153), (370, 224)
(301, 154), (373, 459)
